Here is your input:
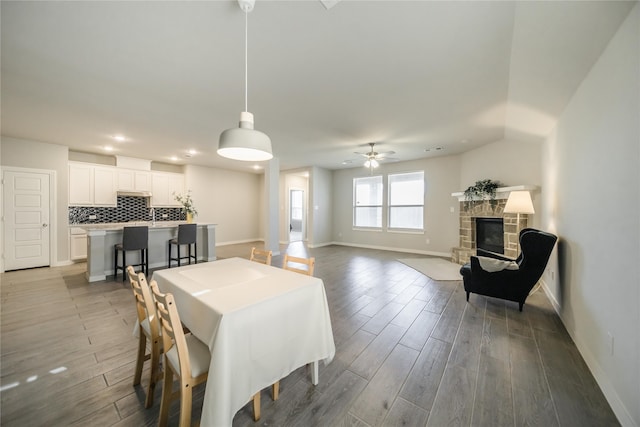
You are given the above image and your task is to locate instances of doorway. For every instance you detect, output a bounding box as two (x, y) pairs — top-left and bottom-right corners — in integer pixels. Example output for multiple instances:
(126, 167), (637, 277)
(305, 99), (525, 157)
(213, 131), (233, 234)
(289, 189), (304, 242)
(2, 169), (53, 271)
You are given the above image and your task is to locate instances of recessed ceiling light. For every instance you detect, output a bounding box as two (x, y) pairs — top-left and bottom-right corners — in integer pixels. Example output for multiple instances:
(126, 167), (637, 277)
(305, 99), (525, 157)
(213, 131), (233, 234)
(187, 149), (197, 155)
(342, 160), (353, 165)
(170, 156), (179, 161)
(104, 145), (114, 152)
(112, 135), (126, 142)
(252, 165), (262, 170)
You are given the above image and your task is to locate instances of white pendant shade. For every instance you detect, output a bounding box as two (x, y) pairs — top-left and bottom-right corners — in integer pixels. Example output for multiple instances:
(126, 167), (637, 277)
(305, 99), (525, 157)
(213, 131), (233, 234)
(218, 112), (273, 161)
(217, 0), (273, 162)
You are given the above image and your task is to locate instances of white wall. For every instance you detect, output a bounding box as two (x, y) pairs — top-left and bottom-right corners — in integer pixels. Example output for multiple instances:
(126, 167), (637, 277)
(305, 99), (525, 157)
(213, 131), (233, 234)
(542, 4), (639, 426)
(332, 155), (461, 255)
(309, 166), (332, 247)
(1, 136), (69, 265)
(183, 165), (261, 245)
(459, 138), (543, 228)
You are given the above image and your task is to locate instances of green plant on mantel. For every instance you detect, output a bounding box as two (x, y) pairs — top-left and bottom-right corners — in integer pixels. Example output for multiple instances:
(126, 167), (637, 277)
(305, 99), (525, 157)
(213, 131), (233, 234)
(463, 179), (503, 208)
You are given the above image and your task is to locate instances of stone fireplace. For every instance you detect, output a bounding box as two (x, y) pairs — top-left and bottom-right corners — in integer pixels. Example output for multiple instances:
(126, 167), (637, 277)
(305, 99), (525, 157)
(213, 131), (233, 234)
(451, 186), (536, 265)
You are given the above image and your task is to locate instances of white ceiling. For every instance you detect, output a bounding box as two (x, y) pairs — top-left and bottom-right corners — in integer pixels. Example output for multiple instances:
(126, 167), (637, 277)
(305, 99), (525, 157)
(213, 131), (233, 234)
(1, 1), (635, 173)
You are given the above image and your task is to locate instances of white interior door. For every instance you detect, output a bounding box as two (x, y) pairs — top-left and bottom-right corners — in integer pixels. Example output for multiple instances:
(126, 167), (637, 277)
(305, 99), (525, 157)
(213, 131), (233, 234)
(3, 170), (51, 270)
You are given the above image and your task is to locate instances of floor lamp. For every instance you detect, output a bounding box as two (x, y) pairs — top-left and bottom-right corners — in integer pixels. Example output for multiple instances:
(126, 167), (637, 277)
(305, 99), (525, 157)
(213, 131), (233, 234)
(504, 191), (535, 254)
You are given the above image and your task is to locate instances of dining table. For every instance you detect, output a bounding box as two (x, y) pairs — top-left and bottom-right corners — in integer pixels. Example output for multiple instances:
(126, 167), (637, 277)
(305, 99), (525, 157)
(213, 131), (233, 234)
(152, 257), (336, 426)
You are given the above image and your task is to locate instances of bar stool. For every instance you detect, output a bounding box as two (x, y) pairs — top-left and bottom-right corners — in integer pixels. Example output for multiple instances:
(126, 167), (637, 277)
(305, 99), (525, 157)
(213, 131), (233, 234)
(114, 226), (149, 281)
(168, 224), (197, 268)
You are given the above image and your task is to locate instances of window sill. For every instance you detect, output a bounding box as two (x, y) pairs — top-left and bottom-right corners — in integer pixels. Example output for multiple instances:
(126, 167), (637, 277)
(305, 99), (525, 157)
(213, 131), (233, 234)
(387, 229), (424, 235)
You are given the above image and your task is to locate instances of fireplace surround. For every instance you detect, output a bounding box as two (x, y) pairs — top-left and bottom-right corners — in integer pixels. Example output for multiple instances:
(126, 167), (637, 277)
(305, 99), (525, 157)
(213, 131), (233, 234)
(450, 186), (536, 265)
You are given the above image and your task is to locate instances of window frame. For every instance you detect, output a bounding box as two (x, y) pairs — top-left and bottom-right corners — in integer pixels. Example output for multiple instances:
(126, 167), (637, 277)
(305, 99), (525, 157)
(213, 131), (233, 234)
(387, 171), (425, 231)
(352, 175), (383, 229)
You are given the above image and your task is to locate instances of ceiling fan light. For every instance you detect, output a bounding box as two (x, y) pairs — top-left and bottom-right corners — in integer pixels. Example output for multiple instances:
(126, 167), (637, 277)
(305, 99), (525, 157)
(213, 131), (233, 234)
(370, 158), (379, 168)
(218, 112), (273, 161)
(364, 159), (371, 168)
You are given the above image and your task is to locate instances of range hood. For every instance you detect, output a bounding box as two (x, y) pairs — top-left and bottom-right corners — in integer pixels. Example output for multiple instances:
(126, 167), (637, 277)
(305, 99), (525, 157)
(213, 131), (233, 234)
(117, 190), (152, 198)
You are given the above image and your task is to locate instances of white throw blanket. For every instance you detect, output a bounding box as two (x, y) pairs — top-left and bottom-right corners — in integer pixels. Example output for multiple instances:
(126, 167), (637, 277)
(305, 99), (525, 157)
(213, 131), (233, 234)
(476, 256), (519, 272)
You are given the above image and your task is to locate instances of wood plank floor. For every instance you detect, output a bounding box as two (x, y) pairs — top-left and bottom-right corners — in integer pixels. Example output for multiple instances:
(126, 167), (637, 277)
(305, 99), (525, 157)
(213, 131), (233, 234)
(1, 242), (619, 426)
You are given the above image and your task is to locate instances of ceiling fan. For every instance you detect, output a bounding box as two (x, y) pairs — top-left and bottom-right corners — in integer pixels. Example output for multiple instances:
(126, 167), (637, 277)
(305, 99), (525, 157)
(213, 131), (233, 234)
(354, 142), (397, 170)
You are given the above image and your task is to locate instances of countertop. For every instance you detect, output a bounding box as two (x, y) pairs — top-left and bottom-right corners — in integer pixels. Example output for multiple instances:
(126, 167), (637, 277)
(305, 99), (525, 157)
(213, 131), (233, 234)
(71, 221), (215, 232)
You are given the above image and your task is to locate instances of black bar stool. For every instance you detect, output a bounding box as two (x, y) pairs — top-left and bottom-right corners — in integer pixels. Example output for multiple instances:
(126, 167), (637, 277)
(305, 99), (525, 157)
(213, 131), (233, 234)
(168, 224), (197, 268)
(114, 226), (149, 281)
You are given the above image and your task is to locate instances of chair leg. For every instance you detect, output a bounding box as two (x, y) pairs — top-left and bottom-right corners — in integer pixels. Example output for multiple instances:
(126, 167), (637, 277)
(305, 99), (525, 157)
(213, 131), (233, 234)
(194, 242), (197, 264)
(179, 379), (193, 427)
(466, 291), (470, 302)
(272, 381), (279, 400)
(252, 391), (261, 421)
(144, 338), (162, 408)
(114, 247), (118, 280)
(133, 330), (146, 386)
(122, 251), (127, 282)
(168, 241), (171, 268)
(519, 302), (524, 312)
(177, 244), (181, 267)
(158, 364), (173, 427)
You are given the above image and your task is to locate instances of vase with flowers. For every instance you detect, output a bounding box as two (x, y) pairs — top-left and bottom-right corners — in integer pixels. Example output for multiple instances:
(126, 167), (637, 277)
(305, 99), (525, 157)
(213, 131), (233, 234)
(174, 190), (198, 223)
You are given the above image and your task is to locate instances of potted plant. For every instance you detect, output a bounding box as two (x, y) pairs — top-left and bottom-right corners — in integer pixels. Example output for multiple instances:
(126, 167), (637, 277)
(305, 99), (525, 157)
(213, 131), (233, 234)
(463, 179), (502, 208)
(174, 190), (198, 223)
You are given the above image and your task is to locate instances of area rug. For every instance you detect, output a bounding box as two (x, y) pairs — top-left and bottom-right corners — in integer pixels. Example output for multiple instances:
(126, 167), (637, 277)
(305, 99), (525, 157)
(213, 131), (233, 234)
(398, 257), (463, 281)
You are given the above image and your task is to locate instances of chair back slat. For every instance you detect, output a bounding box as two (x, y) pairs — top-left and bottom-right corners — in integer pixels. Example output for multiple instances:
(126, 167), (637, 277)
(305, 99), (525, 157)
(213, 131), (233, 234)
(150, 280), (192, 381)
(127, 266), (159, 337)
(250, 247), (273, 266)
(283, 254), (315, 276)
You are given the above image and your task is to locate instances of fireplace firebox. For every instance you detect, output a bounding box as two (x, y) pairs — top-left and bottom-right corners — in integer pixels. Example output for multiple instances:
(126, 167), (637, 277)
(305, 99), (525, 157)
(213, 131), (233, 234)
(476, 217), (504, 254)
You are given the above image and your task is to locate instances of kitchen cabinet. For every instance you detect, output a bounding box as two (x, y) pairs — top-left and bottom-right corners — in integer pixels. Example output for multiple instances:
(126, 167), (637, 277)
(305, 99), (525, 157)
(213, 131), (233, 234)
(70, 228), (87, 260)
(69, 163), (93, 205)
(151, 172), (184, 207)
(69, 163), (116, 206)
(93, 167), (117, 205)
(117, 169), (151, 192)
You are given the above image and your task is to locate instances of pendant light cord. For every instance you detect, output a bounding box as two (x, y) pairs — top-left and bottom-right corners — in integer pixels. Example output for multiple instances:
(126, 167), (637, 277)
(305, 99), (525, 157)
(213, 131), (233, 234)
(244, 9), (248, 113)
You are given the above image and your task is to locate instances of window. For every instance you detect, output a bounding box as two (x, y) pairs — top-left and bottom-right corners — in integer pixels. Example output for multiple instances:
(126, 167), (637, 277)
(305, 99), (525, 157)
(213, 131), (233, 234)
(388, 171), (424, 230)
(353, 175), (383, 228)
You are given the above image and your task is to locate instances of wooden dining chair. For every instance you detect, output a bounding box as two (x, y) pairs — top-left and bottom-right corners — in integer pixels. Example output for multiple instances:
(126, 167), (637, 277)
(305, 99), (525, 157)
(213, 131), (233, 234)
(249, 247), (273, 266)
(283, 254), (315, 276)
(150, 280), (210, 427)
(127, 266), (162, 409)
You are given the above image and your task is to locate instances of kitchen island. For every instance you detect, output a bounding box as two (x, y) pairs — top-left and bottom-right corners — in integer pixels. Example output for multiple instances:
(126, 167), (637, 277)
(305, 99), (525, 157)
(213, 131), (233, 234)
(80, 221), (216, 282)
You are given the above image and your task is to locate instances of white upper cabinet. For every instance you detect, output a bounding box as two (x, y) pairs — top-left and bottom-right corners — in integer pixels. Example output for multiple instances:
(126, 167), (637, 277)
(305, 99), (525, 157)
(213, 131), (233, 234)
(69, 163), (117, 206)
(69, 163), (94, 205)
(117, 169), (151, 192)
(93, 167), (117, 205)
(151, 172), (184, 207)
(69, 162), (182, 207)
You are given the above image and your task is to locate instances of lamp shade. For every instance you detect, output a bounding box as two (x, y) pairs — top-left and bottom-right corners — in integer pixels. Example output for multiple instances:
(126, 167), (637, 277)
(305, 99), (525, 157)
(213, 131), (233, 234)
(218, 112), (273, 162)
(504, 191), (535, 214)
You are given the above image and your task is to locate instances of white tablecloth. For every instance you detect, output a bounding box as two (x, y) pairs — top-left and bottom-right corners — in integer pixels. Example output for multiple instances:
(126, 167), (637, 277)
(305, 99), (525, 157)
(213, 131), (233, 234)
(152, 257), (335, 427)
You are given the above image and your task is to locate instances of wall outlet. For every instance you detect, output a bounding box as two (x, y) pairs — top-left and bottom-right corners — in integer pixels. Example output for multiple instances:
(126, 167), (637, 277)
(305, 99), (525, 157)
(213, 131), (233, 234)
(551, 271), (555, 280)
(450, 206), (455, 213)
(607, 332), (614, 355)
(426, 238), (430, 244)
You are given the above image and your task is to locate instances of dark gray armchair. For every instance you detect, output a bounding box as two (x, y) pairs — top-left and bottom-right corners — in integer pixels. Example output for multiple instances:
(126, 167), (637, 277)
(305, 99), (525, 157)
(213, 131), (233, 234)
(459, 228), (557, 311)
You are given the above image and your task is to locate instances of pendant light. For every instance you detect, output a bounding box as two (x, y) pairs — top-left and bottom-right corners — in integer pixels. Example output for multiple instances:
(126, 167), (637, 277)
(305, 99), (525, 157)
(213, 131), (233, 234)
(218, 0), (273, 162)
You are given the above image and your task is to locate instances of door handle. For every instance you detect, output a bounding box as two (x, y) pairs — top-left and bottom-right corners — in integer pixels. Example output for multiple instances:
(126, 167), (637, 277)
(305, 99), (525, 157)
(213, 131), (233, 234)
(42, 223), (48, 228)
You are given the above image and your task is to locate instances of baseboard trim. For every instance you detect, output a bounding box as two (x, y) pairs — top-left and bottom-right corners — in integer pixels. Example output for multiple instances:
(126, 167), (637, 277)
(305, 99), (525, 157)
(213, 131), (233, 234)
(539, 280), (638, 427)
(216, 238), (262, 247)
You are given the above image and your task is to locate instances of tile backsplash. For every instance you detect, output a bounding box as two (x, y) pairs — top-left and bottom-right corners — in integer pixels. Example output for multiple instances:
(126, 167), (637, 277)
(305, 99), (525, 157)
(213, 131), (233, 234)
(69, 196), (184, 224)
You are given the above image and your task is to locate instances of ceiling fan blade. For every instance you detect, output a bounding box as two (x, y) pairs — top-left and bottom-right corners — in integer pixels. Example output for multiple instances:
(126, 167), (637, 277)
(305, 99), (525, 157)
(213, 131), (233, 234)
(376, 151), (396, 158)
